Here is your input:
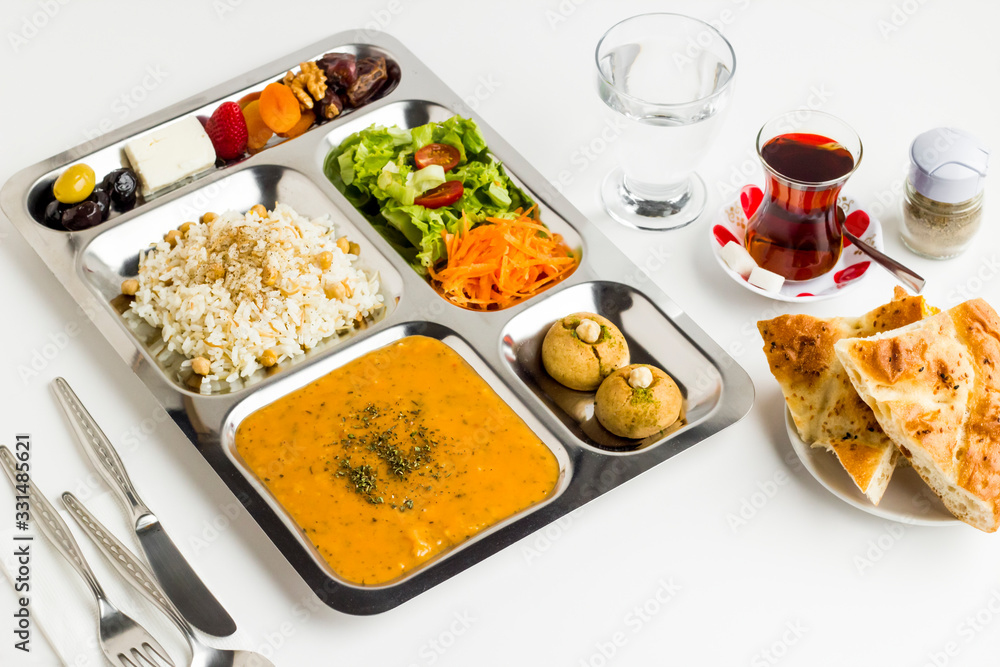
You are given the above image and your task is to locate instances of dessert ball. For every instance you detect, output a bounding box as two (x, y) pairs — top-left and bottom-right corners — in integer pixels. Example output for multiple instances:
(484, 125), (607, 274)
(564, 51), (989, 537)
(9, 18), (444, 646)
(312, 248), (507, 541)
(595, 364), (682, 439)
(541, 312), (629, 391)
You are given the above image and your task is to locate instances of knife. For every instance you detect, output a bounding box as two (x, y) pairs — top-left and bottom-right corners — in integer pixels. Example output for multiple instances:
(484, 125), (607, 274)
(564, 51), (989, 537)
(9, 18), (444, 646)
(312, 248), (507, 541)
(51, 377), (238, 638)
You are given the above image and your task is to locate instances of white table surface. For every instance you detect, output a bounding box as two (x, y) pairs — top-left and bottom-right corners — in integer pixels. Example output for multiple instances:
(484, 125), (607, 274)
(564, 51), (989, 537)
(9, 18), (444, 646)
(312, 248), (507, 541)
(3, 1), (1000, 665)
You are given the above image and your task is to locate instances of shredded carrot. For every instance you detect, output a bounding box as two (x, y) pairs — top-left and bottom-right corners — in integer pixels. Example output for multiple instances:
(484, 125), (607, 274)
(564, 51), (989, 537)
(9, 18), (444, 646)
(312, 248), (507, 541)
(430, 212), (578, 311)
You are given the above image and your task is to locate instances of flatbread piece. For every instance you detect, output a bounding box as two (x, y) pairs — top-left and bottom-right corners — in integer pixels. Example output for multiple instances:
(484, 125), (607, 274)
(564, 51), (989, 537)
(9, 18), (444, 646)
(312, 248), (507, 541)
(835, 298), (1000, 532)
(758, 288), (934, 504)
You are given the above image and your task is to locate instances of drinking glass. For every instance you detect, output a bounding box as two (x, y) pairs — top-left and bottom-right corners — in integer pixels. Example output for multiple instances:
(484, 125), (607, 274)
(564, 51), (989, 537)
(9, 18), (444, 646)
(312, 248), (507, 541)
(744, 110), (863, 281)
(596, 13), (736, 231)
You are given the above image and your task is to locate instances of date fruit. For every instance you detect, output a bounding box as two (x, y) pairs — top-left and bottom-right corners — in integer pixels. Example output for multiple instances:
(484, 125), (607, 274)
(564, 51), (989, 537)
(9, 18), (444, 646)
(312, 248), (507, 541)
(317, 89), (344, 120)
(318, 53), (356, 90)
(346, 56), (388, 107)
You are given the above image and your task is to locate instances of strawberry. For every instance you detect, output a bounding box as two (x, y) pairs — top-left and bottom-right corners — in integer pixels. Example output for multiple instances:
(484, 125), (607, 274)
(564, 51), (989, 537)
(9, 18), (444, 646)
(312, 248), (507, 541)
(205, 101), (248, 161)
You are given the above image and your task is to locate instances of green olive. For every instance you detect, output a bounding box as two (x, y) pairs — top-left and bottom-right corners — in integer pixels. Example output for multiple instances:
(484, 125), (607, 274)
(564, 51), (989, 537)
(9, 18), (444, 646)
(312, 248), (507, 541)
(53, 164), (96, 204)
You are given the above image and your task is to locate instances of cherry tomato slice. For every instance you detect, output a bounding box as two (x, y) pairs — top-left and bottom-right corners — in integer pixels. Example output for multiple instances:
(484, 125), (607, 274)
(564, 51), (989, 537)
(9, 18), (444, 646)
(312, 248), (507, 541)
(414, 143), (461, 171)
(414, 181), (464, 209)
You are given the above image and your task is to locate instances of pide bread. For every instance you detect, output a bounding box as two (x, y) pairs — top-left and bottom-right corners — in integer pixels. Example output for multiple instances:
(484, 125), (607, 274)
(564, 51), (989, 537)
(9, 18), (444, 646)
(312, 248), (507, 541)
(758, 288), (934, 504)
(834, 299), (1000, 532)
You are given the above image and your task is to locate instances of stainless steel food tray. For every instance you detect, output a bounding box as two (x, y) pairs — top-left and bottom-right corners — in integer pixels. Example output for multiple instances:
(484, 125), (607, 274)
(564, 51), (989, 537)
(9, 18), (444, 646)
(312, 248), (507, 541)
(1, 31), (754, 614)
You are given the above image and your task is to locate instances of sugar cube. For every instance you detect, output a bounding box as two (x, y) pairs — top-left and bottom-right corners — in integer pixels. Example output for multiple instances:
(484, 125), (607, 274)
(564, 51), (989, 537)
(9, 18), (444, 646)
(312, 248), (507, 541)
(748, 266), (785, 293)
(720, 241), (757, 278)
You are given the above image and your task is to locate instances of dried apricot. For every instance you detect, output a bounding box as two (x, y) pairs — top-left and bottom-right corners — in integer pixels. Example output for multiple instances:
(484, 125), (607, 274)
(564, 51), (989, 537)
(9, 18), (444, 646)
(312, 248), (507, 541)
(258, 82), (301, 133)
(277, 109), (315, 140)
(237, 91), (261, 109)
(242, 100), (273, 154)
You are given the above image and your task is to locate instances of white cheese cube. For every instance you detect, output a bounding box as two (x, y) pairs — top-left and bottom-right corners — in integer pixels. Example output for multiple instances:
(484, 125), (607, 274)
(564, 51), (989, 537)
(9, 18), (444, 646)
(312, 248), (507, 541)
(124, 116), (216, 196)
(748, 266), (785, 293)
(720, 241), (757, 278)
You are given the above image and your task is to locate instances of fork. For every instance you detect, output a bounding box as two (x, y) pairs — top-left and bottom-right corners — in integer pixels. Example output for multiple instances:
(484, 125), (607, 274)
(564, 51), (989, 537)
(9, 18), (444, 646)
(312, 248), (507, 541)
(0, 446), (175, 667)
(62, 492), (276, 667)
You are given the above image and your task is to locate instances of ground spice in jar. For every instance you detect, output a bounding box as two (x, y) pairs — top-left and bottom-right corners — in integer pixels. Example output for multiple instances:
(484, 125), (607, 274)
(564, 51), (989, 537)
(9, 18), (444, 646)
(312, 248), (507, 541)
(901, 181), (983, 258)
(900, 127), (989, 260)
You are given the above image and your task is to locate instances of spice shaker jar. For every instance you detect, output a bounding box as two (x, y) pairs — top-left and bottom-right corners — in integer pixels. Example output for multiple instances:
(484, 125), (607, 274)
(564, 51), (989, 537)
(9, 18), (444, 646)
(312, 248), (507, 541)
(901, 127), (989, 259)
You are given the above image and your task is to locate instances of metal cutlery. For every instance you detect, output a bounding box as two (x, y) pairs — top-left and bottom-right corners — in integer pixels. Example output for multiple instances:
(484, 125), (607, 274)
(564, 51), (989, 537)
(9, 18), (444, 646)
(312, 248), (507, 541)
(0, 446), (175, 667)
(52, 377), (238, 638)
(841, 226), (927, 293)
(839, 206), (926, 293)
(63, 492), (275, 667)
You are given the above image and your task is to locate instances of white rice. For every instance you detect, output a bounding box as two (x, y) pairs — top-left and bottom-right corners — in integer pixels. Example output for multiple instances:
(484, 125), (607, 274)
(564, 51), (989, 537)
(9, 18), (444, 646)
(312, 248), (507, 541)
(129, 203), (383, 389)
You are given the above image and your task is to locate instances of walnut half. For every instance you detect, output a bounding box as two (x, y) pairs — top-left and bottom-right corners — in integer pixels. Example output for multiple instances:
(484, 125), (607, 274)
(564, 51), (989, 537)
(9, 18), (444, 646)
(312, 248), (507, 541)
(283, 61), (327, 111)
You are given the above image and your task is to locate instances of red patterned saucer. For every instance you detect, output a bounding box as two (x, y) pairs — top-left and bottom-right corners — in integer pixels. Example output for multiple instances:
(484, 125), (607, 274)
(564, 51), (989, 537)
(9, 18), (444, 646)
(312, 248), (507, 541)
(710, 185), (883, 303)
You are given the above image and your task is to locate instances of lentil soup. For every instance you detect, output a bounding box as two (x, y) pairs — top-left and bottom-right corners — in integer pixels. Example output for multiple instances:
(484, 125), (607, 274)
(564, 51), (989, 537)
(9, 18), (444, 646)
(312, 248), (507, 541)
(235, 335), (560, 585)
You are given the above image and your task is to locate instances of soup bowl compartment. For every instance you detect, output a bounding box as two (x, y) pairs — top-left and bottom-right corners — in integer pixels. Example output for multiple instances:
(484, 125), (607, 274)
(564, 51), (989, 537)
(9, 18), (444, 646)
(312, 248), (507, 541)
(217, 321), (572, 613)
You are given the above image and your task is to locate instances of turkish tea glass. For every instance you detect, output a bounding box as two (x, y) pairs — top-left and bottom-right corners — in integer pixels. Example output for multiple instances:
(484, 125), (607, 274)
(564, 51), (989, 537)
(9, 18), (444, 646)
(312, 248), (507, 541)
(596, 13), (736, 231)
(744, 110), (863, 281)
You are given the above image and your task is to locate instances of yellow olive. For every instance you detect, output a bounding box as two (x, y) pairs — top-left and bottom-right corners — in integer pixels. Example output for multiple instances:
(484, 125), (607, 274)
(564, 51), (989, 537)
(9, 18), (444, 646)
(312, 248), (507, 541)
(53, 164), (96, 204)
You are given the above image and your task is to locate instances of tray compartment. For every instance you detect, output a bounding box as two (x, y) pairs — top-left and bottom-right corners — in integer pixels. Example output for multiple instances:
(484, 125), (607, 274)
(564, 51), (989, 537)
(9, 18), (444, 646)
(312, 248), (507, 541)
(316, 99), (584, 309)
(219, 321), (571, 593)
(500, 281), (724, 452)
(81, 164), (404, 395)
(24, 43), (402, 231)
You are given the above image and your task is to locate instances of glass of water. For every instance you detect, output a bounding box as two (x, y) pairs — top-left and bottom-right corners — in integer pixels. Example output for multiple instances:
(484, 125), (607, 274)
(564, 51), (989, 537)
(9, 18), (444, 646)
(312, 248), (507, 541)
(596, 13), (736, 230)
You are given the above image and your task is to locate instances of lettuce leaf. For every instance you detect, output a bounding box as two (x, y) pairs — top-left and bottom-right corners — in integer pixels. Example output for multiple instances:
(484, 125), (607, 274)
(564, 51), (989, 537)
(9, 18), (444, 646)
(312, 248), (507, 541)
(324, 116), (532, 274)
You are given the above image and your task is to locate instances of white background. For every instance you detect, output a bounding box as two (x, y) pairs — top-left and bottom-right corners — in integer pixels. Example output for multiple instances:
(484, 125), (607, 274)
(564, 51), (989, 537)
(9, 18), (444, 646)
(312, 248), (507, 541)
(2, 1), (1000, 665)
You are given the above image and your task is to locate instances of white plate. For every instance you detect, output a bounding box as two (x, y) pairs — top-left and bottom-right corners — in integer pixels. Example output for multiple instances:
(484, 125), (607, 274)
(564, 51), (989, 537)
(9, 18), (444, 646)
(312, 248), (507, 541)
(784, 407), (957, 526)
(711, 185), (884, 303)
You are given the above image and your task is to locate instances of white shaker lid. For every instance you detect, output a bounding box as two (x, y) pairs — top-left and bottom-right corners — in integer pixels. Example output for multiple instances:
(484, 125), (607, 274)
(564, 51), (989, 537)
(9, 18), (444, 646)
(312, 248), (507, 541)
(909, 127), (989, 204)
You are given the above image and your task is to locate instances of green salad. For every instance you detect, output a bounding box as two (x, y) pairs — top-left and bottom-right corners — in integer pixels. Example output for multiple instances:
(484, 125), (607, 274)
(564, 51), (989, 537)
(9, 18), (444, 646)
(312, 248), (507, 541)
(323, 116), (533, 272)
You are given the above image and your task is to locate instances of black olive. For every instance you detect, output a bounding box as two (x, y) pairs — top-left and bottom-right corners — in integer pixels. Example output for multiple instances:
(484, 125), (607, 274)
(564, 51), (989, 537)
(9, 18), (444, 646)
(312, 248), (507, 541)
(99, 170), (115, 191)
(88, 188), (111, 221)
(61, 201), (104, 231)
(101, 168), (139, 211)
(43, 199), (65, 227)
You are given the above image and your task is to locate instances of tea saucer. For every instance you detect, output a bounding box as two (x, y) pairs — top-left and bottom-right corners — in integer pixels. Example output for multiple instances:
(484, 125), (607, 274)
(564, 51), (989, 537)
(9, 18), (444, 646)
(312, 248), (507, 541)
(710, 185), (883, 303)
